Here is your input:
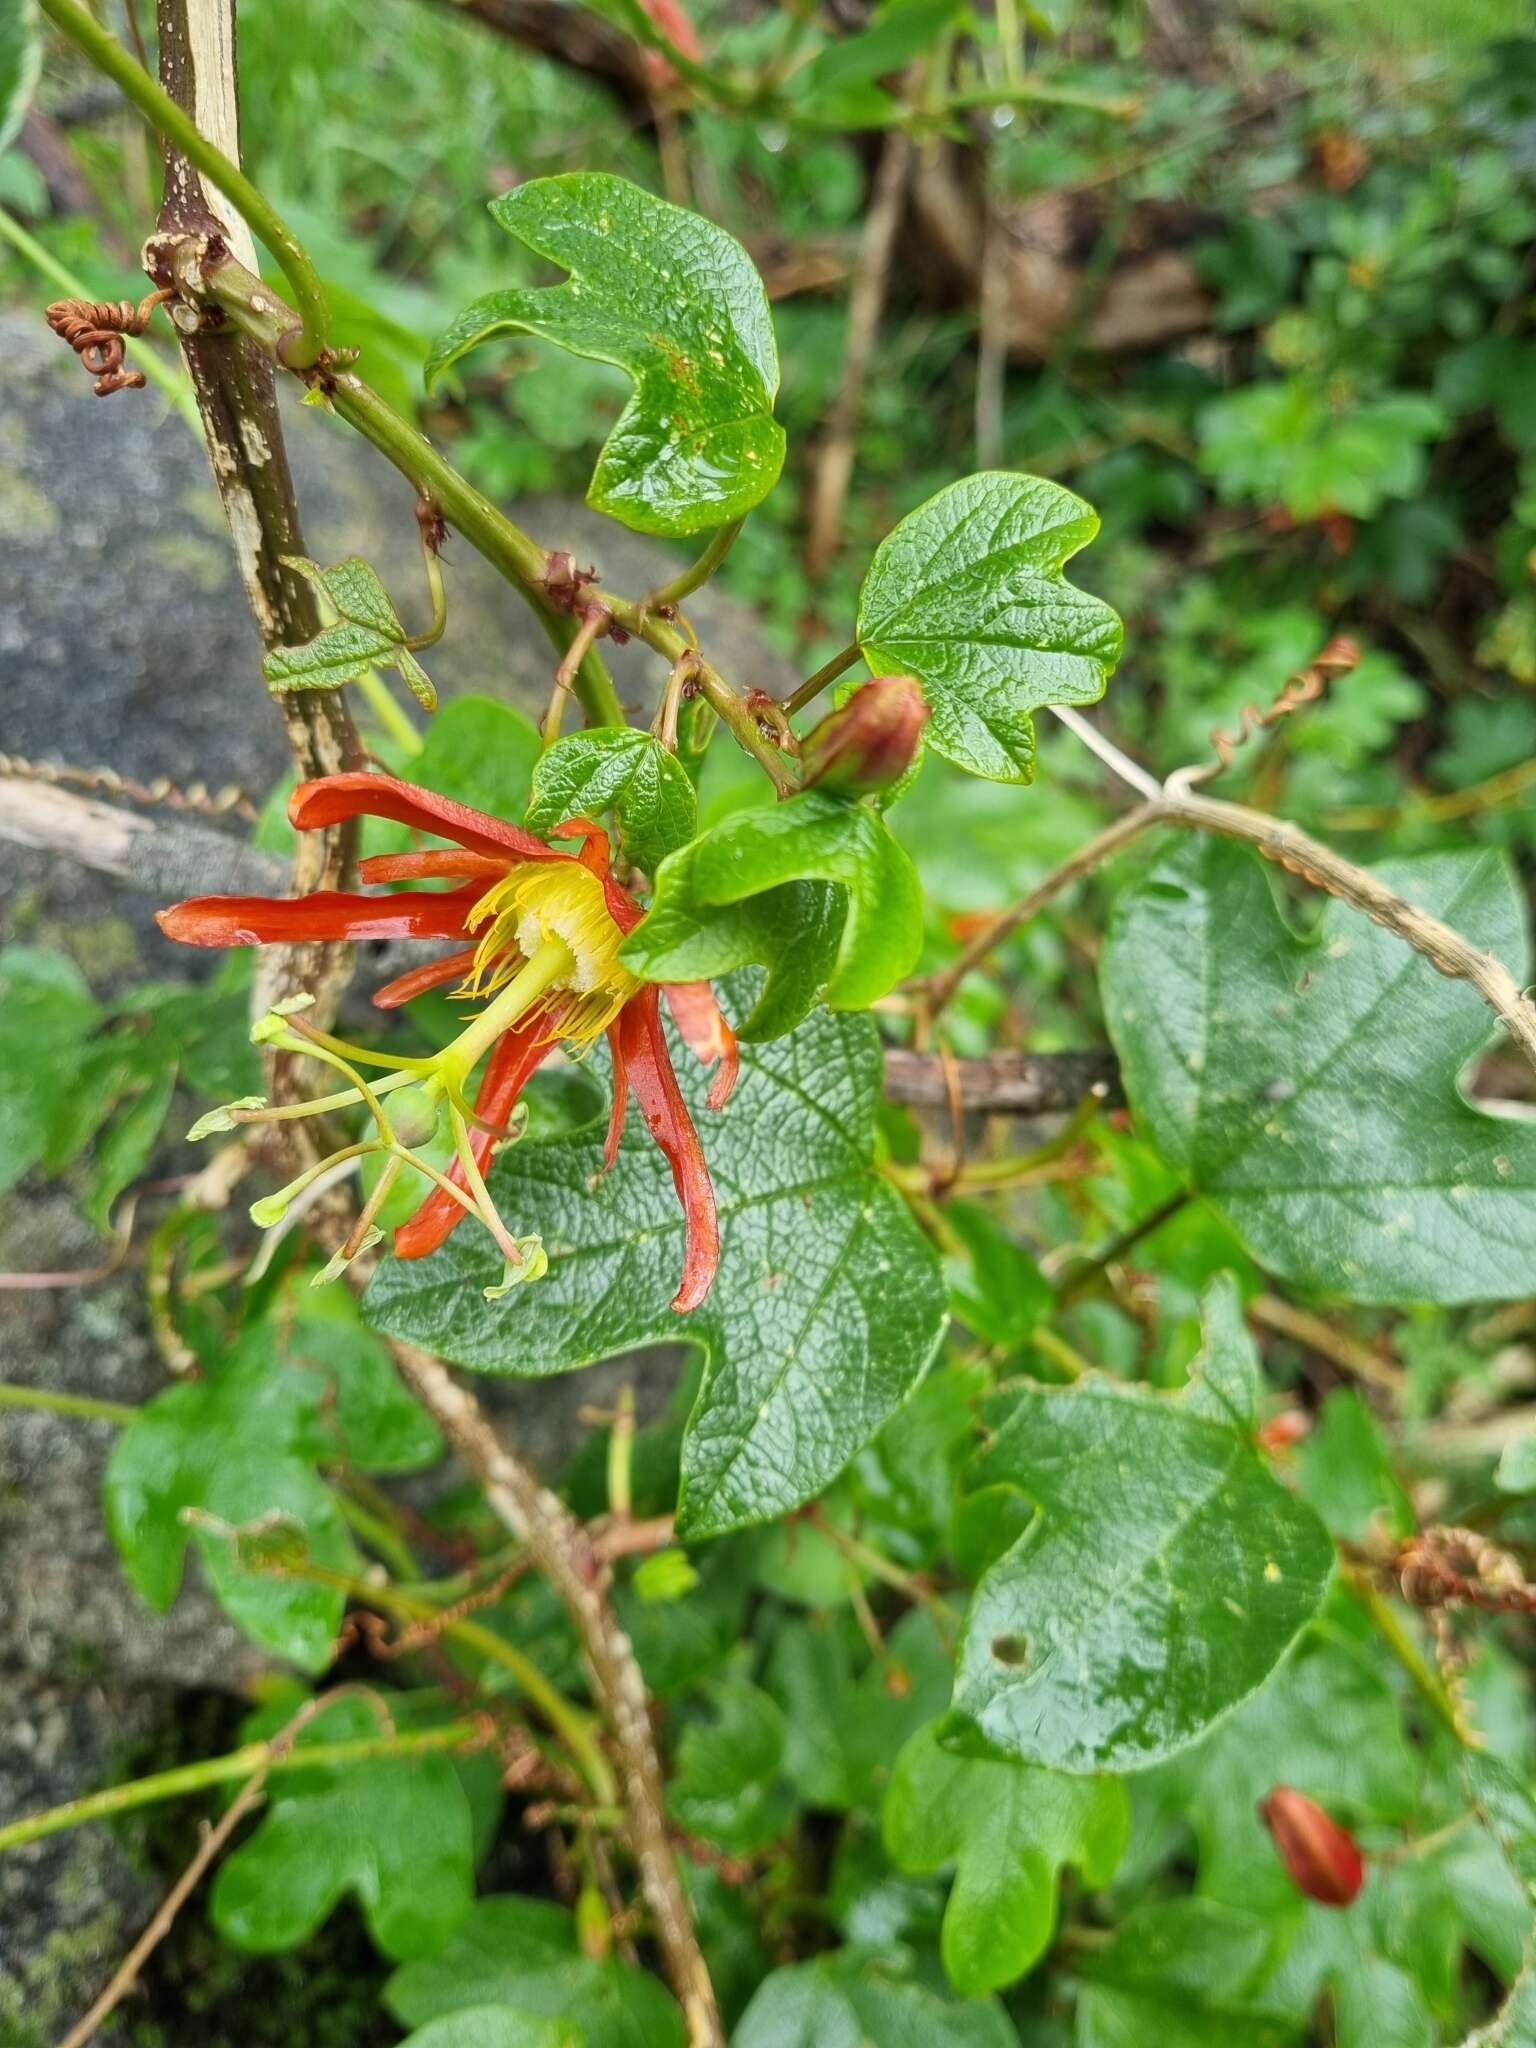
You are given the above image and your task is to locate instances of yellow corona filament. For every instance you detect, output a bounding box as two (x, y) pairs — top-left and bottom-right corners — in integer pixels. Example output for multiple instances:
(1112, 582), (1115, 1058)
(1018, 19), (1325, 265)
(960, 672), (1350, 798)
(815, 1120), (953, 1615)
(460, 860), (638, 1047)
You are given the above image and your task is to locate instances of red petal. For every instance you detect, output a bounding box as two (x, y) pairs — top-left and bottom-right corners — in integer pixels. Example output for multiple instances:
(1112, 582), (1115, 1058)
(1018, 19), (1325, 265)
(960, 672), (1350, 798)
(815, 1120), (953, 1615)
(663, 982), (739, 1110)
(619, 986), (718, 1313)
(359, 850), (509, 884)
(393, 1018), (556, 1260)
(603, 1019), (630, 1170)
(290, 773), (560, 864)
(371, 946), (479, 1010)
(157, 887), (483, 948)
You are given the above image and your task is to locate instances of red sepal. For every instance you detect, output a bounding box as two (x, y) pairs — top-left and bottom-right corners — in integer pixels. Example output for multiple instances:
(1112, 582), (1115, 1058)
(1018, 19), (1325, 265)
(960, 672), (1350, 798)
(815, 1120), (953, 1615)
(663, 982), (739, 1109)
(617, 985), (718, 1314)
(393, 1016), (557, 1260)
(157, 886), (484, 948)
(371, 946), (480, 1010)
(290, 773), (560, 865)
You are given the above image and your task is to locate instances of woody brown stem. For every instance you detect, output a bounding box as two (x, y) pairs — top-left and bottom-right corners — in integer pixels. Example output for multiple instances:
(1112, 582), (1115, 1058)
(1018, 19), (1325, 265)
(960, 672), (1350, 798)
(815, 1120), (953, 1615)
(151, 0), (363, 1126)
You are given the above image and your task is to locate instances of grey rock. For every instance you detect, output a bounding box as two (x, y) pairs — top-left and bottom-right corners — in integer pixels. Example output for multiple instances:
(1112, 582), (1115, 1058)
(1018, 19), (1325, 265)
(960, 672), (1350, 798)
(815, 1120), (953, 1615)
(0, 1671), (165, 2048)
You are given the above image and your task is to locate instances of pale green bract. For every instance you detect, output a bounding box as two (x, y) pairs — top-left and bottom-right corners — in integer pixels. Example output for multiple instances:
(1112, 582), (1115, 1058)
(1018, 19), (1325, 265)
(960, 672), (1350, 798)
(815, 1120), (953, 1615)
(427, 174), (785, 537)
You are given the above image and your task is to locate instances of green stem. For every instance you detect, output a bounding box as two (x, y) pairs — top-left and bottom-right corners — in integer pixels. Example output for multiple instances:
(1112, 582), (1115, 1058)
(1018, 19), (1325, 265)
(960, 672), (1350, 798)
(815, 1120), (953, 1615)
(190, 252), (624, 728)
(1343, 1567), (1469, 1744)
(37, 0), (332, 367)
(353, 666), (423, 756)
(0, 1384), (137, 1426)
(645, 519), (743, 613)
(942, 80), (1140, 118)
(783, 643), (861, 718)
(403, 535), (448, 652)
(0, 202), (199, 428)
(332, 1487), (421, 1580)
(0, 1720), (486, 1855)
(281, 1562), (615, 1801)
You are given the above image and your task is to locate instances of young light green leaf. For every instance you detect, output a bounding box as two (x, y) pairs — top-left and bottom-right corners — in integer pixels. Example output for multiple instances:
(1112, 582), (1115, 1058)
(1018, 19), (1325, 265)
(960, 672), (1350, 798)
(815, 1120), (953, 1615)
(622, 790), (923, 1021)
(104, 1336), (357, 1668)
(1296, 1390), (1415, 1544)
(526, 728), (696, 876)
(856, 473), (1123, 783)
(884, 1719), (1128, 1995)
(211, 1694), (475, 1960)
(766, 1609), (952, 1815)
(947, 1278), (1333, 1772)
(278, 1280), (443, 1474)
(364, 982), (948, 1538)
(0, 0), (39, 158)
(1072, 1899), (1297, 2048)
(263, 555), (436, 708)
(1101, 838), (1536, 1305)
(385, 1894), (685, 2048)
(427, 174), (784, 537)
(735, 1950), (1019, 2048)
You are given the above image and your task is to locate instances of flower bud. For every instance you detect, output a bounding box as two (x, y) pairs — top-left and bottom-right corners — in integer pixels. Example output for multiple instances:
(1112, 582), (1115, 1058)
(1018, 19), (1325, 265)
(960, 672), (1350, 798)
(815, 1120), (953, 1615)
(800, 676), (928, 797)
(1259, 1786), (1364, 1906)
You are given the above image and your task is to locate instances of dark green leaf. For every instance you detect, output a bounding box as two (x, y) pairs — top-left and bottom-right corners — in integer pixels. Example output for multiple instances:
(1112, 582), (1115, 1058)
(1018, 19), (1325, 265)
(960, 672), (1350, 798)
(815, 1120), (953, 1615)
(365, 985), (947, 1537)
(385, 1894), (685, 2047)
(277, 1279), (443, 1473)
(946, 1279), (1334, 1771)
(787, 0), (965, 126)
(856, 473), (1123, 783)
(526, 728), (696, 875)
(104, 1335), (356, 1667)
(623, 790), (923, 1019)
(1073, 1899), (1297, 2048)
(667, 1678), (796, 1854)
(428, 175), (785, 537)
(736, 1951), (1020, 2047)
(210, 1694), (475, 1959)
(0, 0), (39, 158)
(1101, 839), (1536, 1305)
(1296, 1390), (1415, 1544)
(884, 1720), (1127, 1995)
(942, 1201), (1051, 1351)
(83, 1064), (176, 1234)
(262, 556), (436, 707)
(0, 946), (100, 1196)
(766, 1609), (952, 1814)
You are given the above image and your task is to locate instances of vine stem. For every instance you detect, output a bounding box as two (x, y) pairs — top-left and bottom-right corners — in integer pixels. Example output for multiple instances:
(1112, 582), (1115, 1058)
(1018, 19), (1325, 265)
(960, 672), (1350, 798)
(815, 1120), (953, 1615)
(0, 1720), (488, 1855)
(385, 1342), (725, 2048)
(643, 518), (743, 613)
(935, 714), (1536, 1083)
(37, 0), (331, 367)
(0, 1383), (137, 1424)
(783, 641), (861, 717)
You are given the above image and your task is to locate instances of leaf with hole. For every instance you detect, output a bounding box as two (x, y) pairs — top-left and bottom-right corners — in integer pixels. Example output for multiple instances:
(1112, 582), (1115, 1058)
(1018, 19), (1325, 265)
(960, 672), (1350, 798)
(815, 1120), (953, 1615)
(427, 174), (784, 537)
(1101, 839), (1536, 1305)
(856, 472), (1123, 783)
(526, 728), (696, 876)
(262, 556), (436, 708)
(946, 1278), (1333, 1771)
(884, 1719), (1128, 1995)
(621, 790), (923, 1028)
(364, 980), (947, 1537)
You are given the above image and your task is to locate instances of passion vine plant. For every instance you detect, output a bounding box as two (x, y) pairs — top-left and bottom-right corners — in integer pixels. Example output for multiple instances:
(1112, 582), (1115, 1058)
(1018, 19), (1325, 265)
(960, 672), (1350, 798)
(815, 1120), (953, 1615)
(4, 3), (1536, 2045)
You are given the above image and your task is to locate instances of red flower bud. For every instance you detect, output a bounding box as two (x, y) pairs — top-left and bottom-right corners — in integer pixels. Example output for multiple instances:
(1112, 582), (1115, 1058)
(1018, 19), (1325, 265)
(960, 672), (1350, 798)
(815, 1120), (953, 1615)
(1259, 1786), (1364, 1906)
(800, 676), (928, 797)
